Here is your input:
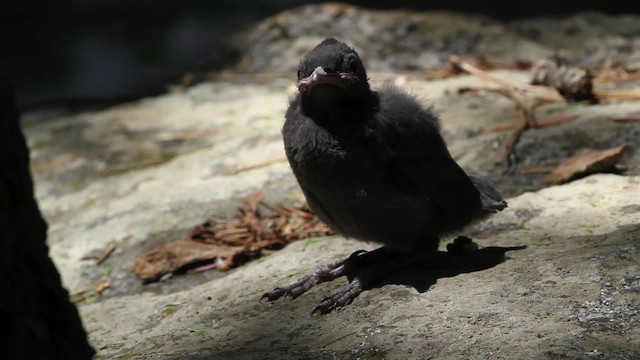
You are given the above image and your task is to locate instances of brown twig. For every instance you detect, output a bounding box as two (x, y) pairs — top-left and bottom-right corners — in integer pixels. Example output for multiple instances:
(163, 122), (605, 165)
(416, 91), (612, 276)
(95, 242), (117, 266)
(71, 279), (111, 303)
(492, 114), (579, 131)
(594, 70), (640, 85)
(223, 157), (287, 175)
(501, 108), (532, 163)
(450, 56), (563, 98)
(594, 88), (640, 101)
(521, 166), (555, 175)
(449, 56), (569, 162)
(593, 57), (614, 84)
(461, 84), (535, 162)
(450, 55), (522, 89)
(168, 129), (218, 141)
(609, 114), (640, 122)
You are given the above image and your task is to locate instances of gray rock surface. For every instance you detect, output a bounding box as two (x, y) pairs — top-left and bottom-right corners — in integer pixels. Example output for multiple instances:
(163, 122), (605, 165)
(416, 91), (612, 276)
(23, 74), (640, 359)
(20, 6), (640, 359)
(220, 3), (640, 73)
(79, 175), (640, 359)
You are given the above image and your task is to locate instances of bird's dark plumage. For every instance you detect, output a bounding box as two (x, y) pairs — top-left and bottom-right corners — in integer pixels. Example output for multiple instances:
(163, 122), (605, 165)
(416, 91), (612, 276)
(263, 38), (507, 313)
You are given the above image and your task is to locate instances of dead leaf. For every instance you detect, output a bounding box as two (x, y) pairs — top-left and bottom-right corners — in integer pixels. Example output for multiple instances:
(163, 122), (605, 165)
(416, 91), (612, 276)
(133, 193), (333, 281)
(522, 166), (555, 175)
(133, 239), (242, 281)
(543, 144), (629, 184)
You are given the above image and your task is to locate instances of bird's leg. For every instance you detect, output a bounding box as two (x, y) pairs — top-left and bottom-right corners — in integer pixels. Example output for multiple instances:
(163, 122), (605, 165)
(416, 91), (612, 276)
(261, 258), (348, 301)
(313, 277), (365, 314)
(309, 237), (481, 314)
(311, 247), (412, 314)
(263, 247), (415, 314)
(261, 248), (386, 302)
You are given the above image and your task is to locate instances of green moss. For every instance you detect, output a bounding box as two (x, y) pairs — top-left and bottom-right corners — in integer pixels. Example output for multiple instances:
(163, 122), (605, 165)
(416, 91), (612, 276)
(161, 307), (177, 316)
(30, 138), (51, 149)
(98, 342), (125, 350)
(98, 151), (177, 176)
(187, 325), (218, 333)
(301, 237), (320, 251)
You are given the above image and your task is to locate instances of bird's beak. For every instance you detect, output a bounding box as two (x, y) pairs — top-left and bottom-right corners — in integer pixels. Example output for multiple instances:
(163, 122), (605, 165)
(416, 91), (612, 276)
(297, 66), (356, 93)
(309, 66), (327, 79)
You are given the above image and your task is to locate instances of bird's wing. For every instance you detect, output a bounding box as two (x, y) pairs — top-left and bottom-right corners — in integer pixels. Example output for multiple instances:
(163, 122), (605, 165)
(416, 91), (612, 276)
(468, 176), (507, 212)
(365, 88), (484, 223)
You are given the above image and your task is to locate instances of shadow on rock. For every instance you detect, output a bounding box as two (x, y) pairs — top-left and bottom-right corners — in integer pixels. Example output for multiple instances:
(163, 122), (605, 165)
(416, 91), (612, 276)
(375, 244), (527, 293)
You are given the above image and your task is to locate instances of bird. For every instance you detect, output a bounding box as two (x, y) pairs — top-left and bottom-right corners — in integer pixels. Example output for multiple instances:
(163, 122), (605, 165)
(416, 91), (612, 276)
(262, 38), (507, 314)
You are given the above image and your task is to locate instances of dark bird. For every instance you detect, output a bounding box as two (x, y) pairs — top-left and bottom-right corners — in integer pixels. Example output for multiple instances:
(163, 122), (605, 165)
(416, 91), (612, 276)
(262, 38), (507, 314)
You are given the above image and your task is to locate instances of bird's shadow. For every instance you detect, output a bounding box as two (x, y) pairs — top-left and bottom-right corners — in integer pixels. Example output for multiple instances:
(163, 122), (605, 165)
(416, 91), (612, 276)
(366, 245), (527, 294)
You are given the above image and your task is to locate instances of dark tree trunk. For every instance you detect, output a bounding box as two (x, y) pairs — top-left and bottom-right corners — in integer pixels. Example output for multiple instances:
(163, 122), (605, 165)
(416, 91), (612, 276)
(0, 76), (95, 359)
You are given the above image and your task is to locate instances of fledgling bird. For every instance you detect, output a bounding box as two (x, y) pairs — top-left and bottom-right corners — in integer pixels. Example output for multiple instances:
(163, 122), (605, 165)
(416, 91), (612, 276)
(262, 38), (507, 314)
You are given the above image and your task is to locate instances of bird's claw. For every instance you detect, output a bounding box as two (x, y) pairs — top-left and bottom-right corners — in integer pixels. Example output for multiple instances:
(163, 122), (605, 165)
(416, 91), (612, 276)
(261, 258), (349, 302)
(260, 287), (286, 302)
(311, 278), (364, 315)
(262, 248), (386, 314)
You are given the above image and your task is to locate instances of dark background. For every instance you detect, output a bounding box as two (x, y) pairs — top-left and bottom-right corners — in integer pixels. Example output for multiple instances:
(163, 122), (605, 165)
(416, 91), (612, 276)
(1, 0), (638, 107)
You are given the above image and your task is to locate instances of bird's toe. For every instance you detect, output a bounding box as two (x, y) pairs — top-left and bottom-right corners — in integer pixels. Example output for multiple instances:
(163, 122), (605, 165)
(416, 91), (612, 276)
(312, 278), (364, 315)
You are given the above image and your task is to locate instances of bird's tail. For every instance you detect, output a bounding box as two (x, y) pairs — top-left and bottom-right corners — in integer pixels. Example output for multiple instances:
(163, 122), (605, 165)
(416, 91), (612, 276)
(469, 176), (507, 213)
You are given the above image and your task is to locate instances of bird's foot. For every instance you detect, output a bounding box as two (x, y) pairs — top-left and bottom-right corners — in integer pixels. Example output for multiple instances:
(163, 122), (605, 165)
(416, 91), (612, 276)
(261, 250), (368, 302)
(312, 277), (364, 314)
(262, 247), (397, 313)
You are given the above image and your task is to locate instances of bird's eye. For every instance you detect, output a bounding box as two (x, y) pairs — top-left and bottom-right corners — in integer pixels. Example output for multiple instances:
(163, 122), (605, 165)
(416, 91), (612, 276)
(349, 61), (359, 72)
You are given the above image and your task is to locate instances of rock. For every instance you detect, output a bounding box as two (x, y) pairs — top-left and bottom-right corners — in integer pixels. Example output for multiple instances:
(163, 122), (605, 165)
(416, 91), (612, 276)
(21, 75), (640, 359)
(24, 81), (298, 298)
(0, 77), (94, 358)
(220, 3), (543, 73)
(623, 49), (640, 72)
(215, 4), (640, 74)
(18, 8), (640, 357)
(79, 174), (640, 359)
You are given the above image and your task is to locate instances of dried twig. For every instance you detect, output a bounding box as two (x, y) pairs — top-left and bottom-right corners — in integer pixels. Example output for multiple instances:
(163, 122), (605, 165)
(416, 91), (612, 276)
(521, 166), (555, 175)
(594, 70), (640, 84)
(223, 157), (287, 175)
(609, 114), (640, 122)
(492, 114), (579, 131)
(594, 88), (640, 102)
(450, 56), (562, 98)
(71, 279), (112, 304)
(95, 242), (116, 266)
(449, 56), (566, 162)
(134, 193), (333, 281)
(501, 106), (532, 164)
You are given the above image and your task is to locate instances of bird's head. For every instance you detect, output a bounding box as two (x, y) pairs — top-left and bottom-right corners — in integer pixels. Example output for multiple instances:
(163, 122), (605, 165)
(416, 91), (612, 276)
(296, 39), (372, 120)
